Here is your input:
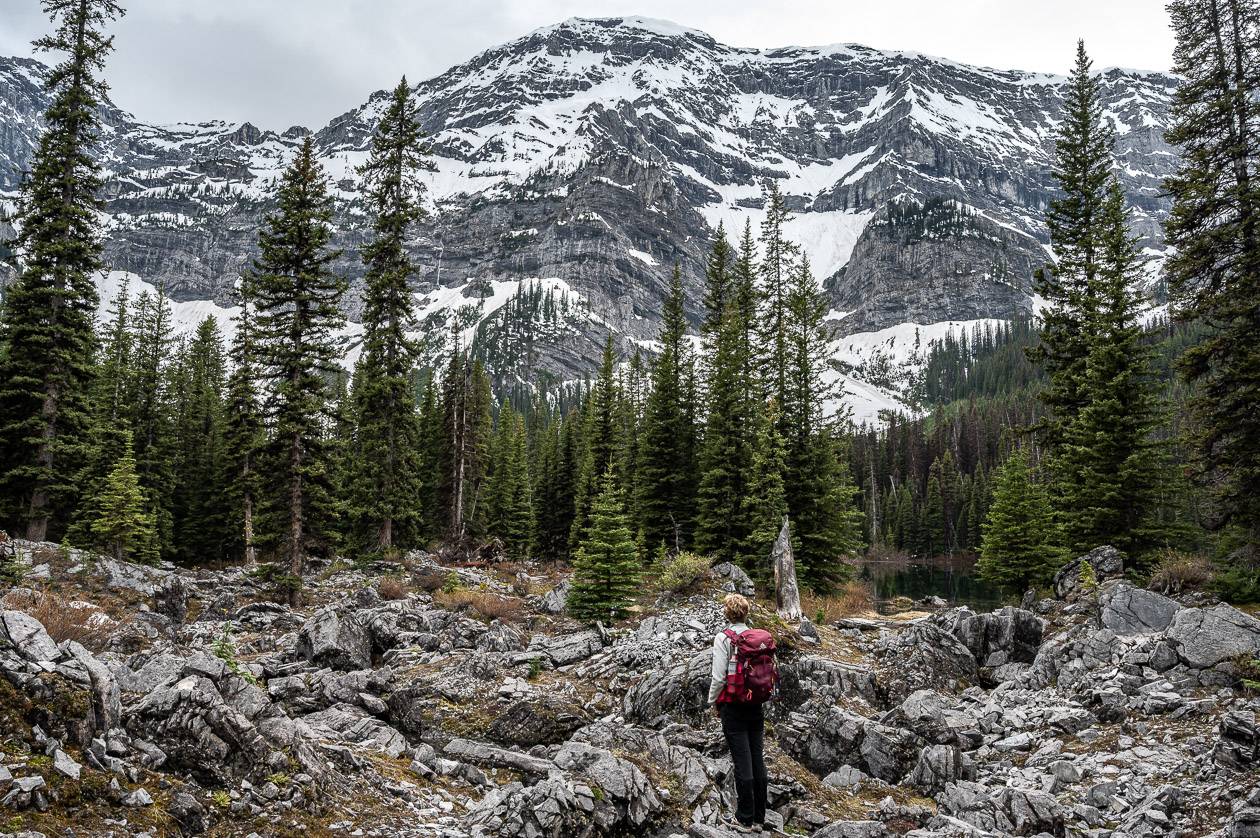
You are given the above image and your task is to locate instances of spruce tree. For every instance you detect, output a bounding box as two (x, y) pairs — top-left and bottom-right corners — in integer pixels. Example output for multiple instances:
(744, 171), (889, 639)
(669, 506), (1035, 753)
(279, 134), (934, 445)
(0, 0), (123, 540)
(571, 337), (622, 551)
(978, 450), (1063, 593)
(171, 317), (229, 563)
(1030, 41), (1115, 449)
(1051, 180), (1170, 560)
(758, 182), (798, 412)
(782, 256), (862, 590)
(346, 77), (427, 552)
(567, 468), (640, 622)
(129, 287), (178, 555)
(438, 347), (493, 545)
(251, 138), (347, 604)
(90, 432), (158, 565)
(738, 400), (789, 582)
(1164, 0), (1260, 556)
(701, 223), (734, 343)
(223, 286), (265, 568)
(637, 269), (699, 553)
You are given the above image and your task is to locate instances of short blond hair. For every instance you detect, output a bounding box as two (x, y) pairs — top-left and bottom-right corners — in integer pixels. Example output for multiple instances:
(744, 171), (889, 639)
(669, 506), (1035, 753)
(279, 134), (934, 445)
(723, 593), (750, 623)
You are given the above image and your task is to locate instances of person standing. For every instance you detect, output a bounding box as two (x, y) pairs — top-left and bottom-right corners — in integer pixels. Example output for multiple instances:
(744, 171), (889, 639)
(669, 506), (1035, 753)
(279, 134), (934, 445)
(709, 593), (778, 832)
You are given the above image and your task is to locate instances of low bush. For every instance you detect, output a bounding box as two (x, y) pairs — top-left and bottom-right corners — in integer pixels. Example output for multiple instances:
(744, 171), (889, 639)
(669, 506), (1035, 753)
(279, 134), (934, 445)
(1147, 551), (1213, 595)
(377, 576), (408, 600)
(655, 551), (712, 595)
(412, 566), (447, 593)
(1, 589), (115, 650)
(801, 580), (875, 624)
(433, 589), (525, 623)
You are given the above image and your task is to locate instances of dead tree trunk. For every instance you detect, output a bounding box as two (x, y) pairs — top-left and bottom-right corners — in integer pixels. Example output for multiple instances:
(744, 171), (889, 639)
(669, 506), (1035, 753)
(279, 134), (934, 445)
(772, 516), (802, 621)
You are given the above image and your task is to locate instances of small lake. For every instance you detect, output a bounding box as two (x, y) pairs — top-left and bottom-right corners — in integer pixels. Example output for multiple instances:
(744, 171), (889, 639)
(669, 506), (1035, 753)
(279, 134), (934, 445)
(856, 553), (1009, 614)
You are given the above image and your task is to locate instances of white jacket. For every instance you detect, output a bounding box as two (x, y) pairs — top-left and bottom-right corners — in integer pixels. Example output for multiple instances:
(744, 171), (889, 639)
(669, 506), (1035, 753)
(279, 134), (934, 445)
(707, 622), (749, 704)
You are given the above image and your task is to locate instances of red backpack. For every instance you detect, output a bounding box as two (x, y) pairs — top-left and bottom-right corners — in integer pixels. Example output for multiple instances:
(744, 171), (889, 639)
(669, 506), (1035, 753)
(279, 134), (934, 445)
(717, 628), (779, 704)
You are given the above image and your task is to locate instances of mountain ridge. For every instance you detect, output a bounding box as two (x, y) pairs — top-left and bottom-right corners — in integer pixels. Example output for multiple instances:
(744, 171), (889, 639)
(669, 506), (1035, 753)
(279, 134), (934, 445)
(0, 16), (1180, 418)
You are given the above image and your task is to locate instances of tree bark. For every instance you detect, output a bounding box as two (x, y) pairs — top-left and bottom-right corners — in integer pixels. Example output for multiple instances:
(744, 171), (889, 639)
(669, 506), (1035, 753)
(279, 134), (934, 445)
(773, 516), (802, 621)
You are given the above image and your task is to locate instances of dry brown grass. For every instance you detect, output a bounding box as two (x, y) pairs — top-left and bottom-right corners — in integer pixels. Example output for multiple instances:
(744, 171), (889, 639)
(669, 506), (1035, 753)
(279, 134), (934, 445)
(801, 580), (875, 624)
(1, 589), (116, 650)
(1148, 551), (1213, 595)
(433, 589), (526, 623)
(377, 576), (409, 600)
(411, 566), (449, 593)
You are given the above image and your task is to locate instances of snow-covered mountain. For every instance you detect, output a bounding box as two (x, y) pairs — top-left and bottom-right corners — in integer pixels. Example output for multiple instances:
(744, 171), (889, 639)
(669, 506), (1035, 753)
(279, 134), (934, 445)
(0, 17), (1179, 419)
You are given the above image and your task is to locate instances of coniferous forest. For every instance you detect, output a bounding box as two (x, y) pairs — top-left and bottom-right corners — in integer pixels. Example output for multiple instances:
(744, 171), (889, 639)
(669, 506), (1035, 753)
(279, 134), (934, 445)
(1, 0), (1259, 618)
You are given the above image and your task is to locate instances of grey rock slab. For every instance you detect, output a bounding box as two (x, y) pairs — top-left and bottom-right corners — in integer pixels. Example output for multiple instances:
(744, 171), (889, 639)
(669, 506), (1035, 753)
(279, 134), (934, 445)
(1167, 603), (1260, 668)
(1, 610), (59, 662)
(52, 749), (80, 780)
(1099, 583), (1181, 636)
(295, 608), (372, 671)
(443, 737), (555, 776)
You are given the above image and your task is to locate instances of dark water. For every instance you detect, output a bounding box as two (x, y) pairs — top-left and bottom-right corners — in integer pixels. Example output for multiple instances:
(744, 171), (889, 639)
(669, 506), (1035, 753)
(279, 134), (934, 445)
(857, 554), (1008, 613)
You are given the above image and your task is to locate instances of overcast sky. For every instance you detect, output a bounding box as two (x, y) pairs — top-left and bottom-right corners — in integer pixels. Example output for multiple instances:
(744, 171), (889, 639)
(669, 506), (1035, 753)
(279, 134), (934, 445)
(0, 0), (1175, 128)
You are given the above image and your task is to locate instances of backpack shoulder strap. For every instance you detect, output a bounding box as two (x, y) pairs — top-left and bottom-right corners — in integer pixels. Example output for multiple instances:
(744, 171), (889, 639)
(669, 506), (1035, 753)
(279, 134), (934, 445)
(722, 628), (741, 644)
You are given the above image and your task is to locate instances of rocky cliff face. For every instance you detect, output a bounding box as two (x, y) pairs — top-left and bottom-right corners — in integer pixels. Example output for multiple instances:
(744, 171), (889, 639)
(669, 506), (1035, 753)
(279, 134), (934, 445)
(0, 17), (1179, 390)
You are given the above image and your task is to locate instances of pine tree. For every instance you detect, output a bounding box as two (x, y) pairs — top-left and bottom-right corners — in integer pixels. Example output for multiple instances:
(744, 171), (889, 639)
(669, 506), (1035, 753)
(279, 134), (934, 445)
(637, 269), (699, 553)
(1164, 0), (1260, 554)
(346, 77), (427, 552)
(758, 182), (798, 412)
(438, 347), (493, 545)
(1030, 41), (1115, 449)
(0, 0), (123, 540)
(484, 406), (532, 557)
(171, 317), (229, 563)
(68, 278), (134, 546)
(978, 450), (1063, 593)
(414, 376), (444, 544)
(781, 256), (862, 590)
(251, 138), (346, 604)
(129, 287), (177, 556)
(571, 337), (622, 550)
(567, 468), (640, 622)
(738, 400), (789, 582)
(1051, 180), (1171, 561)
(90, 432), (158, 565)
(701, 223), (734, 342)
(223, 284), (265, 567)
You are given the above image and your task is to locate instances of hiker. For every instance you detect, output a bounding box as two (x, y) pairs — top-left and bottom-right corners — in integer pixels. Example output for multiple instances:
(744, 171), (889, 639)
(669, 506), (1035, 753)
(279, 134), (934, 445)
(709, 593), (778, 832)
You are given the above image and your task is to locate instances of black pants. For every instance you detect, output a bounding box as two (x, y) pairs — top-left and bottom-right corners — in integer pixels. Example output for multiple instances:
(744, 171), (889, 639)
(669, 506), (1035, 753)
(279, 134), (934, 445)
(720, 702), (768, 825)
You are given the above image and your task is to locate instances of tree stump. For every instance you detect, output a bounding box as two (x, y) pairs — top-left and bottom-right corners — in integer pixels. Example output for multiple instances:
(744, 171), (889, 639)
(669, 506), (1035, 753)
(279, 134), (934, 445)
(773, 517), (802, 621)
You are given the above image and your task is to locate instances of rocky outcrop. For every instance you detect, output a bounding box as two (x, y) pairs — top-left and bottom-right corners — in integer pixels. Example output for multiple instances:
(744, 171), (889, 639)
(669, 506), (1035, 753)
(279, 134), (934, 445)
(1165, 602), (1260, 669)
(296, 607), (372, 671)
(778, 704), (921, 782)
(1099, 582), (1182, 635)
(1053, 546), (1124, 600)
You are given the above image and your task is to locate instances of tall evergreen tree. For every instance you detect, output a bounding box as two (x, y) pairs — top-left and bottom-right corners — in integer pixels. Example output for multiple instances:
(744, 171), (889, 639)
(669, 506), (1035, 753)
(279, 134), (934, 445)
(637, 269), (699, 553)
(1051, 181), (1171, 560)
(251, 138), (347, 604)
(129, 287), (177, 555)
(738, 399), (788, 581)
(758, 182), (797, 412)
(346, 77), (427, 552)
(223, 286), (265, 568)
(1164, 0), (1260, 555)
(782, 256), (862, 590)
(438, 347), (493, 545)
(978, 449), (1063, 593)
(567, 468), (640, 622)
(0, 0), (123, 540)
(1030, 41), (1114, 449)
(171, 317), (229, 563)
(571, 337), (622, 551)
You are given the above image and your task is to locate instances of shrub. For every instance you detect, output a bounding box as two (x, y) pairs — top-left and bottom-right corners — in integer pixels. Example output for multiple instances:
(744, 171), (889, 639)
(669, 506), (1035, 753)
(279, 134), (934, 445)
(527, 656), (543, 681)
(442, 571), (462, 594)
(1148, 551), (1213, 595)
(411, 566), (447, 593)
(655, 551), (712, 596)
(2, 590), (115, 650)
(434, 590), (525, 623)
(800, 581), (875, 623)
(377, 576), (408, 600)
(1079, 560), (1099, 595)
